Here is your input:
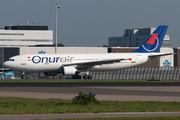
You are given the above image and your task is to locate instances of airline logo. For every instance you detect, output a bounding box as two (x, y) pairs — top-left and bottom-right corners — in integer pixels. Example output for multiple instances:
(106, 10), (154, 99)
(142, 33), (159, 52)
(163, 60), (171, 67)
(30, 56), (74, 64)
(38, 50), (46, 54)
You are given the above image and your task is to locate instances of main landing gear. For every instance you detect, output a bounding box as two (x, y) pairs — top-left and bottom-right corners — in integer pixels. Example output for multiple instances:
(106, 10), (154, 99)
(83, 75), (92, 79)
(82, 71), (92, 79)
(72, 75), (92, 79)
(72, 71), (92, 79)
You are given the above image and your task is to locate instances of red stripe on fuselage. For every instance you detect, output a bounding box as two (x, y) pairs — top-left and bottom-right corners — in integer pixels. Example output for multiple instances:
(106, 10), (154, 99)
(146, 33), (158, 45)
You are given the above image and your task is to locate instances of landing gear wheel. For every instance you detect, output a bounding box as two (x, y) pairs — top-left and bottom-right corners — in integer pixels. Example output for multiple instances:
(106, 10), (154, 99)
(88, 75), (92, 79)
(83, 75), (92, 79)
(83, 75), (88, 79)
(21, 75), (25, 79)
(21, 72), (25, 79)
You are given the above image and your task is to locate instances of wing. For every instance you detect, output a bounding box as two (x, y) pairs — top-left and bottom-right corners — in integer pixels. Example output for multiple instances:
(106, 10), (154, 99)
(63, 58), (128, 69)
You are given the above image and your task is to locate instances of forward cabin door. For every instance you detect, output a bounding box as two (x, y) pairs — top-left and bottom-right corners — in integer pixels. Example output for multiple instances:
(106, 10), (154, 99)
(21, 56), (26, 65)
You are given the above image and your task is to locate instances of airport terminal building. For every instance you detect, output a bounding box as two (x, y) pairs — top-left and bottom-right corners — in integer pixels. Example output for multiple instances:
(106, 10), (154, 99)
(0, 24), (53, 47)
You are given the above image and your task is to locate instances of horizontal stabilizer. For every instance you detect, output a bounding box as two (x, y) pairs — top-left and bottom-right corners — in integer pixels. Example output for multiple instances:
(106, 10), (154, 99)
(148, 53), (174, 60)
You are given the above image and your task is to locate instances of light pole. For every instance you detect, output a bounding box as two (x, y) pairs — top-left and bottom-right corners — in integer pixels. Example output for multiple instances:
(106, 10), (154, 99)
(52, 3), (61, 54)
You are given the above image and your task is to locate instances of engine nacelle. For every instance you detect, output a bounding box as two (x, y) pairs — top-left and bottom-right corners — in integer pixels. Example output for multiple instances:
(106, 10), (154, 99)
(61, 66), (77, 75)
(44, 72), (58, 76)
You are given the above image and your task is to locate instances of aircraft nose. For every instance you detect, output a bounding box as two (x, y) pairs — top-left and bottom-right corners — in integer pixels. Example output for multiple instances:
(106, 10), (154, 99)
(3, 61), (9, 67)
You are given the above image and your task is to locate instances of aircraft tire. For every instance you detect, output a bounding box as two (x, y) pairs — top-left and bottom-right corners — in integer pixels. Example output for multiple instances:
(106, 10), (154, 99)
(88, 75), (92, 79)
(83, 75), (88, 79)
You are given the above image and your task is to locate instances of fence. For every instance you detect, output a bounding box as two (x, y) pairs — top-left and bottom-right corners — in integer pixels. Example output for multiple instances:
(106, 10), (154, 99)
(13, 67), (180, 80)
(90, 67), (180, 80)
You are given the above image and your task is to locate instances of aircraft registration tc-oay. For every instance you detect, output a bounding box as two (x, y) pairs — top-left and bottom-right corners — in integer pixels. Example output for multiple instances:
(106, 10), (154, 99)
(3, 25), (173, 79)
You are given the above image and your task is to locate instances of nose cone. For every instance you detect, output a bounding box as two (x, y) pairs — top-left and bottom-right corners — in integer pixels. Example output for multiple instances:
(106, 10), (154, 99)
(3, 61), (17, 71)
(3, 61), (9, 67)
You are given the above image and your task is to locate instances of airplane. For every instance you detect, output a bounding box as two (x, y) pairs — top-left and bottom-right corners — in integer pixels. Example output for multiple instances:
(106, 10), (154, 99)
(3, 25), (173, 79)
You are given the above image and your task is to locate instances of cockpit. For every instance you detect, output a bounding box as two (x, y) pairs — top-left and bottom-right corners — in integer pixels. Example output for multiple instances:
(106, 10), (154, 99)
(9, 59), (15, 61)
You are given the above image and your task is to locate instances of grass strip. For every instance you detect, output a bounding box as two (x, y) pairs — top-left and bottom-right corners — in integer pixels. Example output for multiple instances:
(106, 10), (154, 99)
(0, 79), (180, 83)
(48, 116), (180, 120)
(0, 97), (180, 115)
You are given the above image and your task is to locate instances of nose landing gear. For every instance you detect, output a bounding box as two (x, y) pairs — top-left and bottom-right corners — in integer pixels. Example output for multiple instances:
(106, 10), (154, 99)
(21, 72), (26, 79)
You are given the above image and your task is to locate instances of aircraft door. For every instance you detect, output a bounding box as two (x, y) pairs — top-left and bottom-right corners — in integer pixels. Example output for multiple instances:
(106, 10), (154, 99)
(131, 55), (136, 63)
(21, 56), (26, 65)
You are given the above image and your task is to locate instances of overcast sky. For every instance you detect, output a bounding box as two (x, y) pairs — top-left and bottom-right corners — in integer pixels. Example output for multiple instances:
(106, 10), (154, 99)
(0, 0), (180, 47)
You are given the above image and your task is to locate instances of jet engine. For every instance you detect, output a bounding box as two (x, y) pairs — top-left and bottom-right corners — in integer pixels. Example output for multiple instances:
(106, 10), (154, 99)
(61, 66), (77, 75)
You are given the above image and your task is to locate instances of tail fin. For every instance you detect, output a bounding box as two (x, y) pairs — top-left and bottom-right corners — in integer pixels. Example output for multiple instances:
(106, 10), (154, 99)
(132, 25), (168, 53)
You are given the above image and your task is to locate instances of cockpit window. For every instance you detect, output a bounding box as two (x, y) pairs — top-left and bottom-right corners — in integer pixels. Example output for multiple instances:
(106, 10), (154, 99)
(9, 59), (15, 61)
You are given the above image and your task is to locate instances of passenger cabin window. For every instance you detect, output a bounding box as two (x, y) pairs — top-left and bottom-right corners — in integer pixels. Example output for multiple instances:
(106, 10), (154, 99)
(9, 59), (15, 61)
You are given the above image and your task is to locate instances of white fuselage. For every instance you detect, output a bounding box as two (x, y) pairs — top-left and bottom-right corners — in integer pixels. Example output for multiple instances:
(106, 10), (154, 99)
(3, 53), (156, 73)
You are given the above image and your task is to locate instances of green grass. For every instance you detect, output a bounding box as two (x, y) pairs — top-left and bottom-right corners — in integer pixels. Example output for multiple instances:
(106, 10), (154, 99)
(0, 97), (180, 115)
(0, 79), (180, 83)
(48, 116), (180, 120)
(48, 117), (180, 120)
